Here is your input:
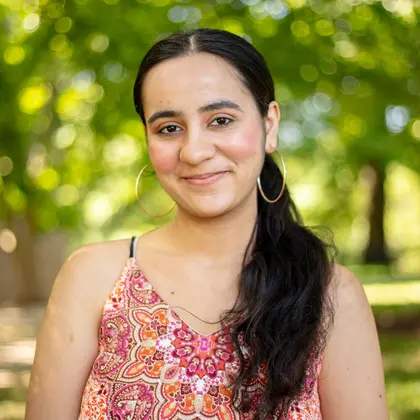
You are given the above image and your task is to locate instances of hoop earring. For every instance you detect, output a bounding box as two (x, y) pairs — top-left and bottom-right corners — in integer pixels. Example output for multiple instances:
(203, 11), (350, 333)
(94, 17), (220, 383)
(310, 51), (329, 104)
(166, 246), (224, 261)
(257, 148), (286, 204)
(135, 163), (176, 218)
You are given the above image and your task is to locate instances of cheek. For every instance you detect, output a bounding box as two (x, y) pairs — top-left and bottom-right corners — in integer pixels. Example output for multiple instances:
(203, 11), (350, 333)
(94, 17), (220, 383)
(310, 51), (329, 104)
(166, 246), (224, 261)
(222, 126), (263, 160)
(148, 142), (177, 174)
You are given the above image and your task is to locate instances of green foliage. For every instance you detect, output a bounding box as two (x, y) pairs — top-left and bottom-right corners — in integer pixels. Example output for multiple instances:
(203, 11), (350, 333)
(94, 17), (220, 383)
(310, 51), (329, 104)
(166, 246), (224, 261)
(0, 0), (419, 262)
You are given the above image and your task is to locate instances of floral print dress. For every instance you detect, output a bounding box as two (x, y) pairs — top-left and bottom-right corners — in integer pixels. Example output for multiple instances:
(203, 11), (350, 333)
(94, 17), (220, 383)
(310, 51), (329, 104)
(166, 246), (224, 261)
(78, 237), (323, 419)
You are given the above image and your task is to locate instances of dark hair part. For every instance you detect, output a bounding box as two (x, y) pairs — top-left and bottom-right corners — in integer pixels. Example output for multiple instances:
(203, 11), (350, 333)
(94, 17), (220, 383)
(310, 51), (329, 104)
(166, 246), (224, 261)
(133, 28), (335, 418)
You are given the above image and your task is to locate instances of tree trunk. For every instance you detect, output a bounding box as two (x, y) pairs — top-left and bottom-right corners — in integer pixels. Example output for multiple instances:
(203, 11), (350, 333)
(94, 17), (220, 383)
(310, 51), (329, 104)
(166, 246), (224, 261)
(12, 214), (41, 304)
(363, 161), (390, 264)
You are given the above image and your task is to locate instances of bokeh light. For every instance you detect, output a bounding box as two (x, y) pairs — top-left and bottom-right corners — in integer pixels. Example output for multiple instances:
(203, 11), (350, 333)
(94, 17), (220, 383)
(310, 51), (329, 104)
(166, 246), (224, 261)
(0, 229), (17, 253)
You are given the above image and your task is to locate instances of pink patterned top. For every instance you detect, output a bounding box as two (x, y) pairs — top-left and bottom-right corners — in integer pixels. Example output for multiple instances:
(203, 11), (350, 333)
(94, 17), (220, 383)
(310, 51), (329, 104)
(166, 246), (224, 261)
(78, 237), (323, 419)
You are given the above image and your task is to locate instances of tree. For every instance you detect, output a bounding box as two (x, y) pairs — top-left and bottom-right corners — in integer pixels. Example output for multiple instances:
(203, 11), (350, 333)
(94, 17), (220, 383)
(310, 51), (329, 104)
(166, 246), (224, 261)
(1, 0), (419, 301)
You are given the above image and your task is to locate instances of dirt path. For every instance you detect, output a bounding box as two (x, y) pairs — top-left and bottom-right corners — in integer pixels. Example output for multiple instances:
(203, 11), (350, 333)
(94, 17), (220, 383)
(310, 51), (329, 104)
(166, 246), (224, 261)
(0, 305), (45, 420)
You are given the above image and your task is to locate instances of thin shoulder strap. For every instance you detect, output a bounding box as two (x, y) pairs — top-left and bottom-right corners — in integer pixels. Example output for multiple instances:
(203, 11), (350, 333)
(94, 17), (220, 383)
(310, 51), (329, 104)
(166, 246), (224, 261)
(129, 236), (138, 259)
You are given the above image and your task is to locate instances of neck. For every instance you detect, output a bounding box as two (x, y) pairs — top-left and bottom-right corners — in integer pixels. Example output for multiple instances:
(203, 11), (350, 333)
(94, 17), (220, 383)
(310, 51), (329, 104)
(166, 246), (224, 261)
(164, 191), (258, 264)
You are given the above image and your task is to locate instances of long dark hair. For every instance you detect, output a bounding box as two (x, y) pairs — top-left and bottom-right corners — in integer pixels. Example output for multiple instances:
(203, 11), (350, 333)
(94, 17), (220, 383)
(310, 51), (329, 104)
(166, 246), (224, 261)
(133, 28), (335, 418)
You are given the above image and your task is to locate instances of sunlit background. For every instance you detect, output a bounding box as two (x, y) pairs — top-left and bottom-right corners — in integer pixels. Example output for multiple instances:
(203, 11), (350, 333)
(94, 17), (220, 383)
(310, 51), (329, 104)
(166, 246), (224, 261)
(0, 0), (419, 418)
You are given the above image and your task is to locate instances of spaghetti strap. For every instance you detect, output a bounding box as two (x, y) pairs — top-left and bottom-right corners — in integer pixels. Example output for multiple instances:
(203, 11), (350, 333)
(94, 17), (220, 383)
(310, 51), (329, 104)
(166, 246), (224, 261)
(129, 236), (138, 259)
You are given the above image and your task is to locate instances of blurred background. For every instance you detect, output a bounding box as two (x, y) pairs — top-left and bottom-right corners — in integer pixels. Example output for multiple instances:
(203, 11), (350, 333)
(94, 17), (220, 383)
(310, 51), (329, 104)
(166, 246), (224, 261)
(0, 0), (419, 418)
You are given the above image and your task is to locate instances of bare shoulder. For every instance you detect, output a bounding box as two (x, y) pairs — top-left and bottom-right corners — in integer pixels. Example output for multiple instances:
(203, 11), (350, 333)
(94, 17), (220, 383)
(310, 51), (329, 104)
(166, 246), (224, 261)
(57, 237), (132, 302)
(319, 263), (389, 419)
(327, 263), (369, 310)
(65, 237), (132, 275)
(40, 236), (134, 349)
(25, 237), (134, 419)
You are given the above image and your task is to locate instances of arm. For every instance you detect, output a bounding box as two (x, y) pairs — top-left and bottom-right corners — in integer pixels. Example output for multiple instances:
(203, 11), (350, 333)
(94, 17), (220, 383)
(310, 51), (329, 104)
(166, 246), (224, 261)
(319, 264), (389, 419)
(24, 242), (126, 419)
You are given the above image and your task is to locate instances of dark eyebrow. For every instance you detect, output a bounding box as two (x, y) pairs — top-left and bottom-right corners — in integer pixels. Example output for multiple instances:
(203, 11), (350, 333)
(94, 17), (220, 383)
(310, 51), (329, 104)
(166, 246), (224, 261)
(147, 100), (243, 125)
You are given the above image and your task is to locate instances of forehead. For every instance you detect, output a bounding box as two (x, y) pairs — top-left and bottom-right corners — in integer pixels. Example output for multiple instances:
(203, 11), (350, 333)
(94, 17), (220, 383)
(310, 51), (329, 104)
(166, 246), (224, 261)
(141, 53), (252, 114)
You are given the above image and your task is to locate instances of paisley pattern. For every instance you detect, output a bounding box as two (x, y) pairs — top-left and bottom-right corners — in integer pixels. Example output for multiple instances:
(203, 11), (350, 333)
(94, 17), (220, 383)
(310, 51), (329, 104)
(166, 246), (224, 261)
(78, 257), (323, 419)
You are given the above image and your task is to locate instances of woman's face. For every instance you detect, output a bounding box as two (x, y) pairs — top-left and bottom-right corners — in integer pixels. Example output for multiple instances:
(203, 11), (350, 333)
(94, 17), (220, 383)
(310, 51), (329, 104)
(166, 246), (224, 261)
(141, 52), (280, 218)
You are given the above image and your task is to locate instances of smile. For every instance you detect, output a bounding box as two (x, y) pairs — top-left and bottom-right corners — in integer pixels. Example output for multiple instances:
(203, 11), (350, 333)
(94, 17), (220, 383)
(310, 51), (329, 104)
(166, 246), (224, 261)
(183, 171), (228, 186)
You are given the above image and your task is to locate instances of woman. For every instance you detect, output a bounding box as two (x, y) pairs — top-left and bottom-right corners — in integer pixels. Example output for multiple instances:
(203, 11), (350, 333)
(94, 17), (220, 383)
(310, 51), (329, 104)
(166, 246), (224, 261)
(25, 28), (389, 419)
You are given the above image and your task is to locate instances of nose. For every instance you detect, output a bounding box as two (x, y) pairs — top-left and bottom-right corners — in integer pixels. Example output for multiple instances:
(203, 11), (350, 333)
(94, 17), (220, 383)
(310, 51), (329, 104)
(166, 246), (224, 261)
(179, 127), (216, 165)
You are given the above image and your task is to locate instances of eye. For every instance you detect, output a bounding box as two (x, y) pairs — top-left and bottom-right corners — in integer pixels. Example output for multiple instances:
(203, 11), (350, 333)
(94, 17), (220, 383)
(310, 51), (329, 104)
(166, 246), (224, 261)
(210, 117), (233, 127)
(158, 125), (181, 134)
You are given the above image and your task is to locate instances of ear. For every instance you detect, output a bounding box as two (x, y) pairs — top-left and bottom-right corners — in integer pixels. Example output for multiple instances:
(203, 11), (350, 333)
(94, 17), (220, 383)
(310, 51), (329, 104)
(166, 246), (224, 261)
(264, 101), (280, 154)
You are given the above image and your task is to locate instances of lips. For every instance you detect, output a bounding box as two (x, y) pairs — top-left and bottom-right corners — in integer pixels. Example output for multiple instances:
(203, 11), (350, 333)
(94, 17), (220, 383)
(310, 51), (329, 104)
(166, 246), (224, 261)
(182, 171), (228, 185)
(183, 171), (227, 180)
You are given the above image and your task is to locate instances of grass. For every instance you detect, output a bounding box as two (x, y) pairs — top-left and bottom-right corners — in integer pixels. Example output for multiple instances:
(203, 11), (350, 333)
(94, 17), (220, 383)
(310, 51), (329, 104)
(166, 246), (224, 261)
(359, 279), (420, 419)
(381, 333), (420, 420)
(364, 281), (420, 306)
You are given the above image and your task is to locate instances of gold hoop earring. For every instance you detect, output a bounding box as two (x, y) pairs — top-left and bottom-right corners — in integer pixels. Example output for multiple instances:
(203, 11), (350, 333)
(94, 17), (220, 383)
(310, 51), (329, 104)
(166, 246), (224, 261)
(135, 163), (176, 218)
(257, 148), (286, 204)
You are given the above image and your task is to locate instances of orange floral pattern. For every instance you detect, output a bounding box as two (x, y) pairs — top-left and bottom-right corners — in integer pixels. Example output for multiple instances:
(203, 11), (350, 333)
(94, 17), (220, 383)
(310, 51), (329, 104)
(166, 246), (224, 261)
(78, 258), (323, 419)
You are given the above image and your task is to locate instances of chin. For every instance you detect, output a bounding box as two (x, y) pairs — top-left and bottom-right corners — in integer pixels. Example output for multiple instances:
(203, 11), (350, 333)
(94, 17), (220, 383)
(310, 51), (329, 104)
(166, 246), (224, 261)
(183, 196), (237, 218)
